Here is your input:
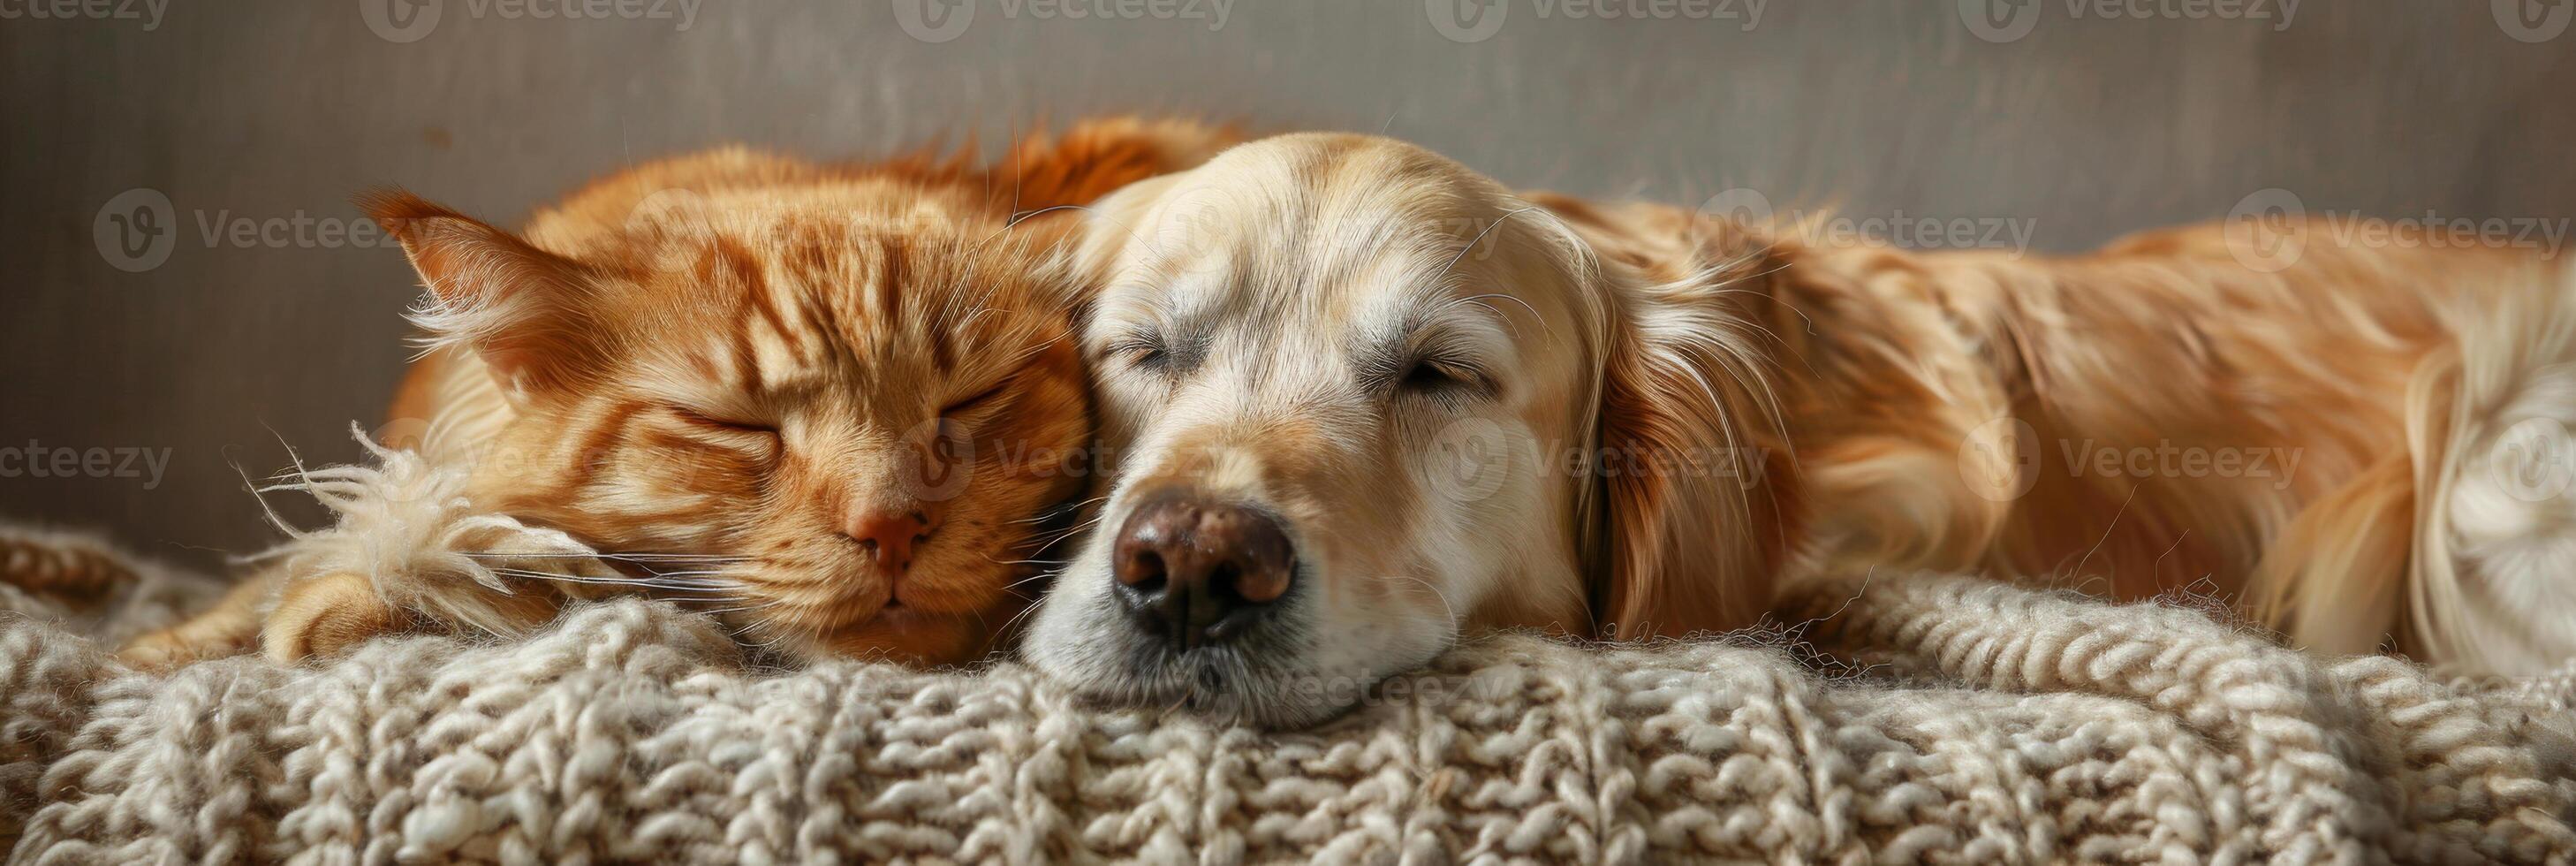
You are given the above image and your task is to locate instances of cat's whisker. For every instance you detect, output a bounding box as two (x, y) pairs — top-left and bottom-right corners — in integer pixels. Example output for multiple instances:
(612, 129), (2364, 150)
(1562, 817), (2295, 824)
(1038, 515), (1102, 536)
(593, 552), (750, 560)
(1024, 520), (1105, 555)
(724, 605), (795, 633)
(458, 551), (752, 566)
(1005, 570), (1064, 589)
(1012, 495), (1108, 524)
(1025, 540), (1090, 561)
(689, 595), (785, 612)
(1037, 509), (1107, 532)
(509, 581), (744, 598)
(735, 624), (797, 650)
(1029, 519), (1102, 543)
(489, 567), (748, 595)
(489, 569), (746, 589)
(595, 554), (754, 563)
(990, 592), (1056, 642)
(609, 569), (743, 580)
(1019, 531), (1097, 559)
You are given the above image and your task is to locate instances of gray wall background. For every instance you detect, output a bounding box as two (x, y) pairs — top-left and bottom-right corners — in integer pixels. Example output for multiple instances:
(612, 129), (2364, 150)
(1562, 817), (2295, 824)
(5, 0), (2572, 569)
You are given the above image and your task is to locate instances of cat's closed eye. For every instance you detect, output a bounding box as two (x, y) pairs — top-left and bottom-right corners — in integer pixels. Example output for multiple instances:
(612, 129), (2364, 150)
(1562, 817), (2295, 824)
(940, 379), (1014, 422)
(670, 405), (774, 433)
(665, 405), (784, 457)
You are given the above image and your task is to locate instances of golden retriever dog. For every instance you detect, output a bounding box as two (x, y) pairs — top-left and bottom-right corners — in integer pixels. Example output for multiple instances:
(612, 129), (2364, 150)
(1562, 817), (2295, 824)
(1023, 132), (2576, 726)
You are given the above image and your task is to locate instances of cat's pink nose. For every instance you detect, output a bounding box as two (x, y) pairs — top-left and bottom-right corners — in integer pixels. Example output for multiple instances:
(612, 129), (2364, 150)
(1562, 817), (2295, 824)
(848, 510), (930, 572)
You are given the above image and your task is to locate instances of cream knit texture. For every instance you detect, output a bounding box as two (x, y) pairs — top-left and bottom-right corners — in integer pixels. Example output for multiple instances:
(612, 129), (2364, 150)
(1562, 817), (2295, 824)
(4, 528), (2575, 863)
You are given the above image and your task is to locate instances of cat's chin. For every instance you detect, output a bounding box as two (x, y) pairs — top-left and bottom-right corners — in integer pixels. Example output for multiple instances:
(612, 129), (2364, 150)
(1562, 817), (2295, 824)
(812, 604), (997, 667)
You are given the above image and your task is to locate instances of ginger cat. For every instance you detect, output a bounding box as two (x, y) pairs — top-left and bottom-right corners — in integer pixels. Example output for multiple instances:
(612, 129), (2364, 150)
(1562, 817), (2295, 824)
(125, 118), (1239, 668)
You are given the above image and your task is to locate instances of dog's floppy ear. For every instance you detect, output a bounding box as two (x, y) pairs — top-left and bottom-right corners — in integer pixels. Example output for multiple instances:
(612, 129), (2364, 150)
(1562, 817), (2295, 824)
(361, 188), (604, 401)
(1580, 235), (1798, 640)
(1070, 171), (1193, 282)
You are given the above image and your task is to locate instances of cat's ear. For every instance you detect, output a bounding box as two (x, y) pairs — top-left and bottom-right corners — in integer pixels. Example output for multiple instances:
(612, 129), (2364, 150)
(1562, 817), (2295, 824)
(361, 189), (602, 399)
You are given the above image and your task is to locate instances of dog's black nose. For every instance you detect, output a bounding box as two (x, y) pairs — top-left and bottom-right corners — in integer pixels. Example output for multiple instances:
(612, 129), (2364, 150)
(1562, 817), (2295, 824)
(1112, 491), (1295, 650)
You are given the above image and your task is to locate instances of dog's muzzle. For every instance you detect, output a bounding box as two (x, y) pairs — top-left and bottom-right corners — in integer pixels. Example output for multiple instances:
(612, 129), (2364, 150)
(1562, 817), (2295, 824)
(1110, 490), (1296, 651)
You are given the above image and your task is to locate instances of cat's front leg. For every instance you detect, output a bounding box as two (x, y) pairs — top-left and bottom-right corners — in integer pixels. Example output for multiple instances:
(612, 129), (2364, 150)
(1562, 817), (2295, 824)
(259, 558), (569, 663)
(118, 567), (281, 669)
(117, 564), (430, 666)
(258, 570), (413, 662)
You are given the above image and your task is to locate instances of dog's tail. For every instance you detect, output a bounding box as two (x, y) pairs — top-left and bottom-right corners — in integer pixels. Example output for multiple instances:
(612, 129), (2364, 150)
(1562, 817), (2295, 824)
(2250, 256), (2576, 674)
(2405, 257), (2576, 674)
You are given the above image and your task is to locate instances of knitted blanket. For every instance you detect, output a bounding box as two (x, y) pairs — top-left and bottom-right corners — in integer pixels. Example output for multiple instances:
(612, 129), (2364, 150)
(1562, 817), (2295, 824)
(4, 527), (2574, 864)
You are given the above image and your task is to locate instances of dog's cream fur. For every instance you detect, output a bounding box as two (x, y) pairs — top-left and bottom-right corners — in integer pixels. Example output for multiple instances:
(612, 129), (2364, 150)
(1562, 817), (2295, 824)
(1025, 132), (2576, 725)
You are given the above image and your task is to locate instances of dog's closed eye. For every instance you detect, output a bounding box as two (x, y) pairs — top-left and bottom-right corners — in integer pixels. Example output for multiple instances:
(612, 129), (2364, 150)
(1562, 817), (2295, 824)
(1108, 331), (1171, 373)
(1369, 348), (1495, 407)
(1397, 357), (1485, 397)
